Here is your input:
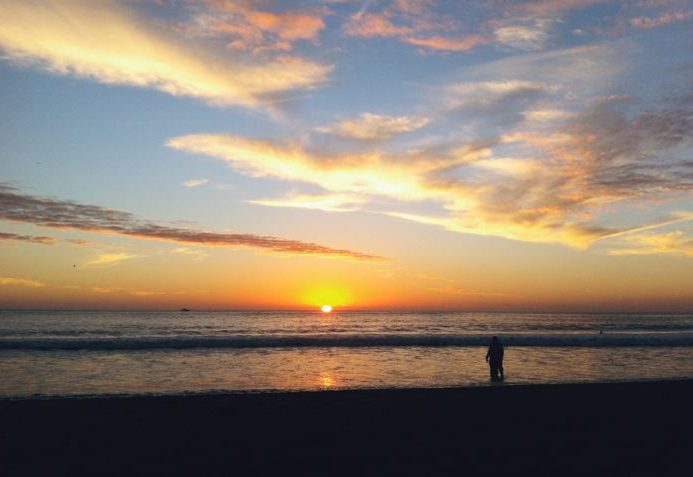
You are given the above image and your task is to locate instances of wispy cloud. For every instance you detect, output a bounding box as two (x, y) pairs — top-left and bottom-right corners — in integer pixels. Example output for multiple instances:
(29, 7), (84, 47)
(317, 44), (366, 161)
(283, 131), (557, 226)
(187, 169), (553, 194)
(507, 0), (610, 17)
(343, 4), (487, 53)
(444, 81), (553, 110)
(0, 0), (332, 110)
(494, 20), (554, 51)
(607, 231), (693, 256)
(403, 35), (488, 52)
(183, 179), (209, 188)
(129, 290), (166, 297)
(629, 10), (693, 29)
(89, 286), (166, 297)
(85, 253), (139, 267)
(250, 192), (367, 213)
(341, 0), (619, 53)
(66, 239), (92, 247)
(0, 276), (45, 288)
(316, 113), (430, 141)
(170, 247), (209, 259)
(0, 232), (55, 245)
(0, 185), (382, 261)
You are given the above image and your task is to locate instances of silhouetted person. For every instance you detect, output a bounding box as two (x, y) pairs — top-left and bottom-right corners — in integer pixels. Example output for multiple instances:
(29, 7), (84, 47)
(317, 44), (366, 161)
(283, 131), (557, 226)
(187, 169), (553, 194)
(486, 336), (504, 381)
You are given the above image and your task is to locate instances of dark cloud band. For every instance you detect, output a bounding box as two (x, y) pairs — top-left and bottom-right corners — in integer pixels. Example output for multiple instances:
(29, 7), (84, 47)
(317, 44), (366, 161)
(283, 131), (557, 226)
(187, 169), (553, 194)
(0, 185), (383, 261)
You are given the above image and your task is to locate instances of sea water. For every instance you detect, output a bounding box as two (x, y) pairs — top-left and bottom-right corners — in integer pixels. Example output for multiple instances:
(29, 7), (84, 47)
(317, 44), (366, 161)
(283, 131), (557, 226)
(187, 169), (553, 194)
(1, 310), (692, 398)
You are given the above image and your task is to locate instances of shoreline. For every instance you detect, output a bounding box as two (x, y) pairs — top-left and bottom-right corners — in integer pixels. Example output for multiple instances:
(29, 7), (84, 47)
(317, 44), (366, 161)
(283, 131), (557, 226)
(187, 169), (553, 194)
(2, 379), (691, 475)
(1, 376), (692, 402)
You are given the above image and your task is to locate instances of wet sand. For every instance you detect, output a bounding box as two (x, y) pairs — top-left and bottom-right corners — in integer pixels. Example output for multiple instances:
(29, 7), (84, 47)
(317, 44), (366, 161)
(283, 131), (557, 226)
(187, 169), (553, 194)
(1, 380), (691, 476)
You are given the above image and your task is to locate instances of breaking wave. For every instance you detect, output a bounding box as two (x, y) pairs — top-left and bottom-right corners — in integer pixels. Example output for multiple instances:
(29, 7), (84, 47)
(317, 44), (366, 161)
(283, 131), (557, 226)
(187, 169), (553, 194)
(2, 332), (693, 351)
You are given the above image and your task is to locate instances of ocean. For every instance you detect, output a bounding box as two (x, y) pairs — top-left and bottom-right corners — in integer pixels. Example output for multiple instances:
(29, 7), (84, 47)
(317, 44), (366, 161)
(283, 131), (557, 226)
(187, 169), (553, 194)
(1, 310), (692, 398)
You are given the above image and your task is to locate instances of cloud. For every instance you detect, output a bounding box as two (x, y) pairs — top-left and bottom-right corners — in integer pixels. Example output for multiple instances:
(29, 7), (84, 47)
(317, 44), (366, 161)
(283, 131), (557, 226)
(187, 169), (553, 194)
(66, 239), (92, 246)
(167, 131), (605, 247)
(0, 185), (383, 261)
(164, 39), (687, 250)
(494, 19), (554, 51)
(85, 253), (139, 267)
(167, 134), (437, 201)
(0, 232), (55, 245)
(462, 45), (622, 96)
(316, 113), (431, 140)
(507, 0), (610, 17)
(607, 231), (693, 256)
(197, 2), (329, 52)
(403, 35), (488, 52)
(629, 10), (693, 29)
(170, 247), (208, 259)
(445, 81), (553, 110)
(76, 285), (165, 296)
(0, 277), (45, 288)
(343, 5), (485, 53)
(250, 193), (367, 213)
(168, 85), (693, 249)
(523, 109), (575, 122)
(130, 290), (166, 297)
(543, 103), (693, 200)
(341, 0), (613, 53)
(0, 0), (332, 109)
(344, 12), (413, 38)
(183, 179), (209, 188)
(91, 286), (119, 294)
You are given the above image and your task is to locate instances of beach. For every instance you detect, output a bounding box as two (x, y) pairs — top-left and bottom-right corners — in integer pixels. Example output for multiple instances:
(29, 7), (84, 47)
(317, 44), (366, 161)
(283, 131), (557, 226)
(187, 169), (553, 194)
(2, 379), (691, 476)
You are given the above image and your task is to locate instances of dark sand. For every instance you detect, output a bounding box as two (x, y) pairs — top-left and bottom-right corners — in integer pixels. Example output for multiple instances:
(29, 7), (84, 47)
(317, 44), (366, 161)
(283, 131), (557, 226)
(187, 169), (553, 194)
(1, 380), (691, 476)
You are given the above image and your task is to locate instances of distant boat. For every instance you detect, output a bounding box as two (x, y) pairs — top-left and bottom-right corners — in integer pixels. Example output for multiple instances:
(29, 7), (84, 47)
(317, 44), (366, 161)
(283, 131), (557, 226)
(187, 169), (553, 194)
(180, 308), (191, 312)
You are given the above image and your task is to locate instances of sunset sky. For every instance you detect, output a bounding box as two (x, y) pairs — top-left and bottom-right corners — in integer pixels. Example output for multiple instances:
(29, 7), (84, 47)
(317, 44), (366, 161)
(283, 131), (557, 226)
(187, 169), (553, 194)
(1, 0), (692, 311)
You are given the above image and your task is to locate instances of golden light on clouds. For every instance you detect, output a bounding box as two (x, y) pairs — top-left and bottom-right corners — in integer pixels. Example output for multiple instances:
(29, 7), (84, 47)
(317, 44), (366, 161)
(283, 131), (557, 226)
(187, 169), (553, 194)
(0, 0), (332, 109)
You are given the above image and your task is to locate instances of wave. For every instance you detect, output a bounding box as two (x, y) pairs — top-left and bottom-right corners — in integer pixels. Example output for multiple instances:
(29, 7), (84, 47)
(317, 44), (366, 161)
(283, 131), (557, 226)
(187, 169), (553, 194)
(1, 332), (693, 351)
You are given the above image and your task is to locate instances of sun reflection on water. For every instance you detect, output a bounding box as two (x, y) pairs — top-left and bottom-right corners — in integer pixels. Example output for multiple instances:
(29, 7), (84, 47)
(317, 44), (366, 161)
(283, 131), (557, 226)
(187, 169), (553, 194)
(319, 373), (336, 389)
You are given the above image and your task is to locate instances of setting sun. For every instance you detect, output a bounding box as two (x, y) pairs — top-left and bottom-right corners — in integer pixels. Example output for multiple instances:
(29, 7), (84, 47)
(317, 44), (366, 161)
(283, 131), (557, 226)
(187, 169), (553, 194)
(321, 305), (333, 313)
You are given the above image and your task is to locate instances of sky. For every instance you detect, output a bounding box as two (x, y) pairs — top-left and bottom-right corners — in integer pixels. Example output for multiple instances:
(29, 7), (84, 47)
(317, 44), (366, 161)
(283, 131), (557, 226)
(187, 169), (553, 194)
(1, 0), (692, 311)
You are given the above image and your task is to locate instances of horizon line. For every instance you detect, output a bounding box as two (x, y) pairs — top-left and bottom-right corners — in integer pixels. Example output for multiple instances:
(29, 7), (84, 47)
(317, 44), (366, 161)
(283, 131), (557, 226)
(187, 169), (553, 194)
(1, 307), (691, 314)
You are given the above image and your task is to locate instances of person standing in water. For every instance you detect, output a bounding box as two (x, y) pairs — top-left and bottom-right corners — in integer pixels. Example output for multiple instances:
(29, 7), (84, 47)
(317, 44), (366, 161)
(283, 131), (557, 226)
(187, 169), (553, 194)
(485, 336), (504, 381)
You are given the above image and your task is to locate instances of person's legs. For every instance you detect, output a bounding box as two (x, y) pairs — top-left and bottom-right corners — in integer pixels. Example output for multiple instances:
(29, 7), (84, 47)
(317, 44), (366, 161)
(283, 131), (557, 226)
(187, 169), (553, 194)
(499, 365), (504, 380)
(489, 364), (498, 379)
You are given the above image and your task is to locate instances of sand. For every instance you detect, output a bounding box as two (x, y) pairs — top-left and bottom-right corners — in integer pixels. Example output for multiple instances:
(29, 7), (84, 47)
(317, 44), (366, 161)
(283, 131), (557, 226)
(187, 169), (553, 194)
(1, 380), (691, 476)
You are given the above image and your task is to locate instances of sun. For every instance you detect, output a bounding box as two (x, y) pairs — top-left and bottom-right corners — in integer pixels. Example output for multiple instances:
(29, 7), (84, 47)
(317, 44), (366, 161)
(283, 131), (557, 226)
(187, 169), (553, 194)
(321, 304), (333, 313)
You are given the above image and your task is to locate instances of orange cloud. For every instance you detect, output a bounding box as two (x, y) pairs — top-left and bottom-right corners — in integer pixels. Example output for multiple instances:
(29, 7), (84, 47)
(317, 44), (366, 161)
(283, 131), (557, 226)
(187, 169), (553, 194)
(343, 7), (485, 53)
(247, 10), (325, 40)
(344, 12), (413, 37)
(204, 2), (329, 52)
(403, 35), (488, 52)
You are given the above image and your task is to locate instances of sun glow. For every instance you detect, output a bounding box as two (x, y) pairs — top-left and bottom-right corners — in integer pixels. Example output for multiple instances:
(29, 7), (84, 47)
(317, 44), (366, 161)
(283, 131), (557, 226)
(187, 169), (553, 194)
(321, 304), (333, 313)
